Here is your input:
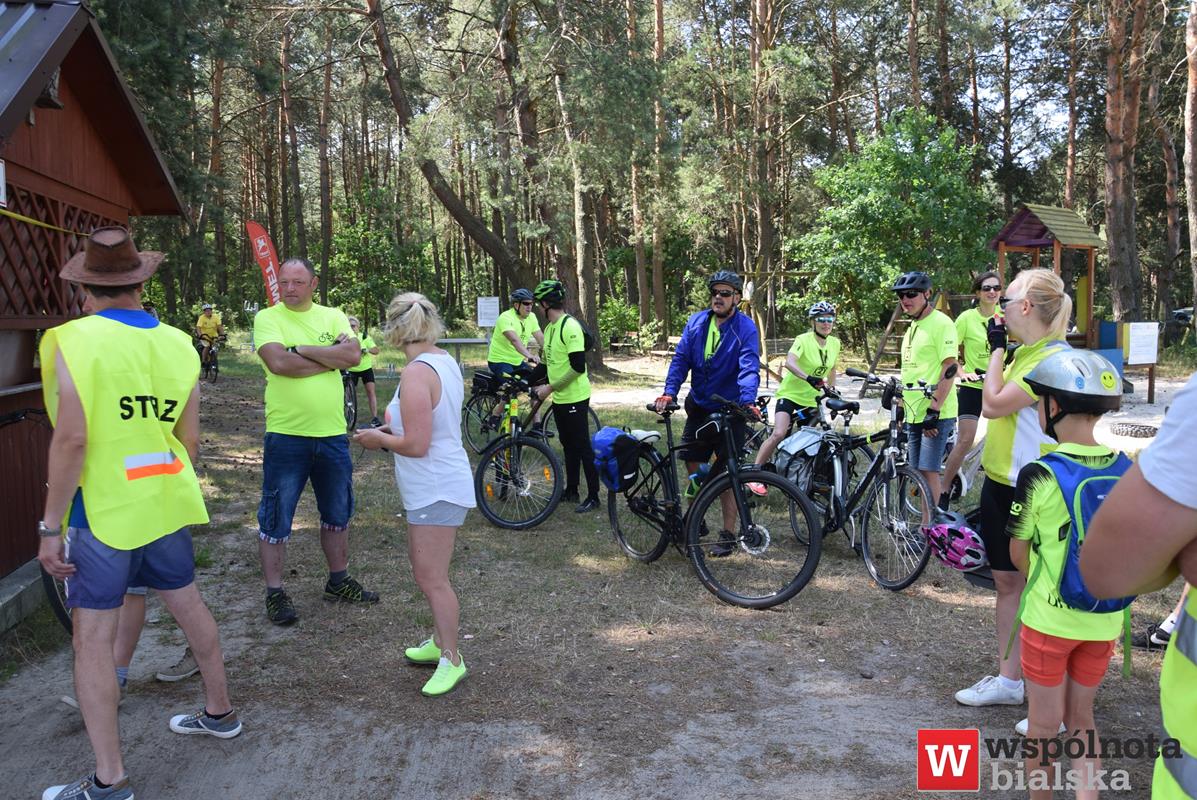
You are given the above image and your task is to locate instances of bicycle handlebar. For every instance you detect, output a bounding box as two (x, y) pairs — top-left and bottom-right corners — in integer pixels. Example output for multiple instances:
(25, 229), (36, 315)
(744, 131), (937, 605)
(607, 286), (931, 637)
(646, 402), (681, 413)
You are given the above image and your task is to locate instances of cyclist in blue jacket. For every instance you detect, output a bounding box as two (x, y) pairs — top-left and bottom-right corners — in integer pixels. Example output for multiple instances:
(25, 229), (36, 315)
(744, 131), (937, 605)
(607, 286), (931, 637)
(655, 270), (761, 556)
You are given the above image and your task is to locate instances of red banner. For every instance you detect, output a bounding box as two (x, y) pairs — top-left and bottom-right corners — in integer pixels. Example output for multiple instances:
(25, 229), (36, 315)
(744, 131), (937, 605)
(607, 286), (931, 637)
(246, 220), (281, 306)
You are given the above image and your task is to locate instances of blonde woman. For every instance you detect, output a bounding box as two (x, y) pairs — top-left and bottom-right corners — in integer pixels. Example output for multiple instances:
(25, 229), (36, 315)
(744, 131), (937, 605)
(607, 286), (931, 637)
(955, 268), (1071, 717)
(353, 293), (475, 696)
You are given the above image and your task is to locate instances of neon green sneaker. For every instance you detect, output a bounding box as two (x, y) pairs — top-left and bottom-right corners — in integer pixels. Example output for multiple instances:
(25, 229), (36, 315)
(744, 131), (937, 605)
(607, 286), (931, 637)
(404, 637), (441, 665)
(421, 656), (467, 697)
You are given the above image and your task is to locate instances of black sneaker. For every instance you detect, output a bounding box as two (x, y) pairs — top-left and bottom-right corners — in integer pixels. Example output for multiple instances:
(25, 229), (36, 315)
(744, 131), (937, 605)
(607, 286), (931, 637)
(574, 497), (599, 513)
(709, 530), (736, 558)
(1131, 623), (1171, 650)
(937, 493), (951, 511)
(562, 491), (580, 505)
(324, 576), (380, 604)
(266, 590), (299, 626)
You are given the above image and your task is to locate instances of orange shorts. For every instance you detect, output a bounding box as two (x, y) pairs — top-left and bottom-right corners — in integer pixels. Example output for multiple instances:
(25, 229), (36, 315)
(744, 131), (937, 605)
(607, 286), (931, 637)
(1020, 627), (1115, 688)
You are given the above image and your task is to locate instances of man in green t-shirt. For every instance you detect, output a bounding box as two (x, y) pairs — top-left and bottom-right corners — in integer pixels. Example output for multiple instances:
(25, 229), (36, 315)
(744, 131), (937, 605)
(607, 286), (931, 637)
(893, 271), (958, 505)
(252, 258), (379, 625)
(348, 316), (382, 426)
(532, 279), (599, 513)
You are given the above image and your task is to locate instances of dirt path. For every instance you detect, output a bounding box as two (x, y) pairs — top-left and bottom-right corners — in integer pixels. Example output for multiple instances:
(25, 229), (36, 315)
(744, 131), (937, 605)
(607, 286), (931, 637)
(4, 354), (1179, 799)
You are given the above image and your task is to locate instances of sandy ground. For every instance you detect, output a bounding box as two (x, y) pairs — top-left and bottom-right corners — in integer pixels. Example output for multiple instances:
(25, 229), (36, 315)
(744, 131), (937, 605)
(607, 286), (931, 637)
(3, 355), (1183, 799)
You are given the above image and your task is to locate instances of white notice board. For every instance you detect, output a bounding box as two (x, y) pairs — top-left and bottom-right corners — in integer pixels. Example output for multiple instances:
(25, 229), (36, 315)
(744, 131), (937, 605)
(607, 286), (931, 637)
(1126, 322), (1159, 365)
(476, 296), (500, 328)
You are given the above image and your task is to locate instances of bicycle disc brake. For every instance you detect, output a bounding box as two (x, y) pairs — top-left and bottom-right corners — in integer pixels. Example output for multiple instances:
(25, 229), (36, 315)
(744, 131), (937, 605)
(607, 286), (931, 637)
(739, 522), (771, 555)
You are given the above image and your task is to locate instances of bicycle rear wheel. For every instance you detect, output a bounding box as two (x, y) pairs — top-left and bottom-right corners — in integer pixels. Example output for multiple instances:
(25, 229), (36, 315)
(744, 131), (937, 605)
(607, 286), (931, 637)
(861, 463), (933, 590)
(607, 448), (670, 562)
(474, 434), (563, 529)
(343, 375), (358, 432)
(41, 564), (72, 634)
(540, 404), (602, 444)
(462, 392), (497, 454)
(685, 470), (822, 609)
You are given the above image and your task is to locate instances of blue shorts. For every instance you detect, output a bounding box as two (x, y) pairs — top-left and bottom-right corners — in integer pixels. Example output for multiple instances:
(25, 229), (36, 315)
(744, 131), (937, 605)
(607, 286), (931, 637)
(258, 432), (354, 544)
(905, 418), (957, 473)
(64, 527), (195, 610)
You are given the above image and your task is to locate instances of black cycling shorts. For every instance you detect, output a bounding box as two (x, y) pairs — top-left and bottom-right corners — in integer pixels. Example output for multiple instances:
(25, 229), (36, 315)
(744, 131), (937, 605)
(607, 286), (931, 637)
(679, 394), (747, 465)
(979, 477), (1017, 572)
(349, 368), (376, 384)
(957, 385), (982, 421)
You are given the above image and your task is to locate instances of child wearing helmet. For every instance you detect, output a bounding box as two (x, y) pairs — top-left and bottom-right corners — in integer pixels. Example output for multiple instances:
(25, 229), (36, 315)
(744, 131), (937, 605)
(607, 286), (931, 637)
(748, 301), (839, 492)
(1005, 349), (1126, 778)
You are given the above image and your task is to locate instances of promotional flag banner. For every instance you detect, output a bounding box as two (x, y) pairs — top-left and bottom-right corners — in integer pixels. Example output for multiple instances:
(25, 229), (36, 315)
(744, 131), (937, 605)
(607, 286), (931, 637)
(246, 220), (281, 306)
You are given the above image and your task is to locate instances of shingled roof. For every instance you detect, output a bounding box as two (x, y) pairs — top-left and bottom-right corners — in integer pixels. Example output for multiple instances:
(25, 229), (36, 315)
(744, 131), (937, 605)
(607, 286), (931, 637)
(988, 203), (1105, 250)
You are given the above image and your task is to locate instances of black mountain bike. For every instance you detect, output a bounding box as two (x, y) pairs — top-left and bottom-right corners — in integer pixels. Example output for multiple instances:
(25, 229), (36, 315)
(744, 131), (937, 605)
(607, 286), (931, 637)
(342, 370), (358, 432)
(473, 369), (564, 529)
(607, 397), (821, 609)
(775, 367), (946, 590)
(463, 366), (600, 454)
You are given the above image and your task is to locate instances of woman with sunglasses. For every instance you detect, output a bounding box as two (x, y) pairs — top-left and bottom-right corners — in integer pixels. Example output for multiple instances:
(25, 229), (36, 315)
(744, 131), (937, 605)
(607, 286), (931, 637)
(748, 301), (839, 493)
(955, 268), (1071, 718)
(940, 271), (1002, 506)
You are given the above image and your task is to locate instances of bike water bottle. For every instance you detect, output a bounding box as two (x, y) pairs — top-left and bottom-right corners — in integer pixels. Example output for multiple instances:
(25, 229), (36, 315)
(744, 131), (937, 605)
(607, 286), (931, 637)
(685, 464), (711, 498)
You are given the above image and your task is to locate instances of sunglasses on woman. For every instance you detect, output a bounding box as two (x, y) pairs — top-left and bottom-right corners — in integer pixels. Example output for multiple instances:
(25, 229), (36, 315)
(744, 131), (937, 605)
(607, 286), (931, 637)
(814, 316), (836, 324)
(979, 284), (1001, 293)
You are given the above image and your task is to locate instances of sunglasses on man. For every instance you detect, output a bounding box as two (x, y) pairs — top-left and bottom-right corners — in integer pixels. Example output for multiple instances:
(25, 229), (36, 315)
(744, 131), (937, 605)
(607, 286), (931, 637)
(710, 289), (736, 299)
(896, 290), (923, 299)
(519, 301), (533, 307)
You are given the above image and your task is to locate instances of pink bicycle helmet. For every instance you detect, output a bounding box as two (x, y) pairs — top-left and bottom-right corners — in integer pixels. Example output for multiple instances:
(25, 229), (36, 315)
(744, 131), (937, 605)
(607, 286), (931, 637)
(923, 509), (987, 571)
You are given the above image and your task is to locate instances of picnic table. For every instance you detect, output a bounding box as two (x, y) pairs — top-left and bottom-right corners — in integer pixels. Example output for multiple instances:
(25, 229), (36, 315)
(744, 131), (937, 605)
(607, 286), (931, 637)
(438, 337), (489, 373)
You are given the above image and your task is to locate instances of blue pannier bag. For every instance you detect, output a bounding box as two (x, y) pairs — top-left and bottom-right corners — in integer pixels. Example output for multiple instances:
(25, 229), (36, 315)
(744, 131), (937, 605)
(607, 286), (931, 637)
(593, 426), (641, 492)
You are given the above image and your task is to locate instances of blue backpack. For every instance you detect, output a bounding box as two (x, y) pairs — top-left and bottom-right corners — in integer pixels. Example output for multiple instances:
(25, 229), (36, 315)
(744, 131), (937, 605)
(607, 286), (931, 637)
(1007, 450), (1136, 674)
(593, 426), (642, 492)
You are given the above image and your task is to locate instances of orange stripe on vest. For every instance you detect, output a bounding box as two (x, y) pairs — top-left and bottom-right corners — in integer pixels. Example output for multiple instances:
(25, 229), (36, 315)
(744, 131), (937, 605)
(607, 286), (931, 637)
(125, 458), (185, 481)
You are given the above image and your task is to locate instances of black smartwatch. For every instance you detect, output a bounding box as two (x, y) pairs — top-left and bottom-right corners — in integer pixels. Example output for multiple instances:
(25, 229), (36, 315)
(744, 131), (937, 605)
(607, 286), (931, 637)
(286, 346), (299, 354)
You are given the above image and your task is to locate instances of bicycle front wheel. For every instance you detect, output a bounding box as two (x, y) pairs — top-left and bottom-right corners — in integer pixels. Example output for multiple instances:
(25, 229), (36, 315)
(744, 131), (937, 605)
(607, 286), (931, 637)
(343, 377), (358, 432)
(40, 564), (72, 634)
(685, 470), (822, 609)
(474, 434), (563, 529)
(861, 463), (933, 590)
(607, 447), (670, 562)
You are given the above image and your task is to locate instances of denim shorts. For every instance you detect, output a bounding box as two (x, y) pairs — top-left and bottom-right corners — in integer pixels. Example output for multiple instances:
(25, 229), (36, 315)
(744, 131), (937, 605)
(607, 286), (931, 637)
(258, 433), (354, 544)
(904, 417), (957, 473)
(64, 527), (195, 610)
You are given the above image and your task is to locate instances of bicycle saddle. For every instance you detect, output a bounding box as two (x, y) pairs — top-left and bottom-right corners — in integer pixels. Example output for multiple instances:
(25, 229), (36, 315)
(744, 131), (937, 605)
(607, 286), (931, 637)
(629, 429), (661, 444)
(826, 397), (859, 415)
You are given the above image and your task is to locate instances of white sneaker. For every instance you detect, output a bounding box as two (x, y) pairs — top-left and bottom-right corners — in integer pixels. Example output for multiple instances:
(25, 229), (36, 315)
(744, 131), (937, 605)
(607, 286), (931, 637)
(1015, 718), (1069, 736)
(954, 675), (1024, 706)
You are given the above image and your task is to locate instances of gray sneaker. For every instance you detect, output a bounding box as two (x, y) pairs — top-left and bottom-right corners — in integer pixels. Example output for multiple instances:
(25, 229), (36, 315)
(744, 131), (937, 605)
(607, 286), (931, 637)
(169, 708), (242, 739)
(155, 648), (199, 682)
(42, 774), (133, 800)
(60, 683), (127, 710)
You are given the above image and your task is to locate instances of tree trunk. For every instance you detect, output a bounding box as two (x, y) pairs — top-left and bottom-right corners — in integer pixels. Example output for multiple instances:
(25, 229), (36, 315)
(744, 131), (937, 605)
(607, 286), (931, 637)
(651, 0), (668, 339)
(1000, 16), (1014, 218)
(627, 0), (650, 324)
(1064, 6), (1080, 209)
(935, 0), (950, 121)
(318, 24), (334, 302)
(1104, 0), (1148, 321)
(1190, 0), (1197, 317)
(908, 0), (921, 107)
(281, 27), (308, 261)
(1149, 29), (1180, 315)
(362, 0), (533, 290)
(968, 41), (981, 184)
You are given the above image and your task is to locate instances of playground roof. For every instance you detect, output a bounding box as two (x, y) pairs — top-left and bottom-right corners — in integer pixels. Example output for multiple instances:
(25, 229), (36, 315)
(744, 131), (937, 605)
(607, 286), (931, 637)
(988, 203), (1105, 251)
(0, 0), (183, 215)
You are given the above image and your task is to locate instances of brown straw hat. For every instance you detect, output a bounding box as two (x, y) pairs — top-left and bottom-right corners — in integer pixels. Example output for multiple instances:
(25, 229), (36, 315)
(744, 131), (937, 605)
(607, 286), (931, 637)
(60, 226), (165, 285)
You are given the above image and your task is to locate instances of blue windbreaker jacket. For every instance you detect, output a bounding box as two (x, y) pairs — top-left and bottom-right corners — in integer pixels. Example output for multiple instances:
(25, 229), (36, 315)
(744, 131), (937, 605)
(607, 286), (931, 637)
(663, 309), (760, 411)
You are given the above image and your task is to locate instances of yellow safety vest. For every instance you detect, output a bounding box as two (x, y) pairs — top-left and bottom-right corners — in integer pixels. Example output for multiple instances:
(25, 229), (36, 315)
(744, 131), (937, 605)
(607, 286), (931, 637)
(1155, 594), (1197, 798)
(40, 315), (208, 549)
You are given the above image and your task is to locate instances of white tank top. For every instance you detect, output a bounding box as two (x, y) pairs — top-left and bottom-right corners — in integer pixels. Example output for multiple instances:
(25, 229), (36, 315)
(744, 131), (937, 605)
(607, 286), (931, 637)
(385, 352), (476, 511)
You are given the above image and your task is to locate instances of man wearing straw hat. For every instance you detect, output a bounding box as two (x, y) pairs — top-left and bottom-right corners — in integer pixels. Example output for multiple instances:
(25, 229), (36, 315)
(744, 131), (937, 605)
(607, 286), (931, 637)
(37, 227), (241, 800)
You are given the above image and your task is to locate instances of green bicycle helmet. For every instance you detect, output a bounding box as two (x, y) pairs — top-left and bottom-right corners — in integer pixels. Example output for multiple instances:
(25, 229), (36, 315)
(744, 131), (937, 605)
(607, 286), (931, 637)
(533, 279), (566, 304)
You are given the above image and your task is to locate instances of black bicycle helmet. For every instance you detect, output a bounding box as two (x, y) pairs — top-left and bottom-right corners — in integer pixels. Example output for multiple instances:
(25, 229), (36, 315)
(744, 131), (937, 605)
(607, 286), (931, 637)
(707, 270), (743, 293)
(510, 288), (534, 303)
(891, 272), (932, 293)
(533, 279), (566, 304)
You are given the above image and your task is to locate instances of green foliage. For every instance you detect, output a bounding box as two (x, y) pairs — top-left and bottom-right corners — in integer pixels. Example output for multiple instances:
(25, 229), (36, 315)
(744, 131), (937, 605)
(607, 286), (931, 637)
(796, 111), (999, 325)
(597, 297), (662, 352)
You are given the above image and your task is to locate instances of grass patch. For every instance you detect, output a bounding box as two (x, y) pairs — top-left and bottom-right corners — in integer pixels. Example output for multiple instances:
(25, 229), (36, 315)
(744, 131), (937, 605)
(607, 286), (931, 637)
(0, 605), (69, 685)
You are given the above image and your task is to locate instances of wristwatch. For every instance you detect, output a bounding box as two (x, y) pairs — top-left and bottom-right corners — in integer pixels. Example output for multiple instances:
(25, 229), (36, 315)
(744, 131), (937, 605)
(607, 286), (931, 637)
(38, 521), (61, 538)
(286, 346), (299, 354)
